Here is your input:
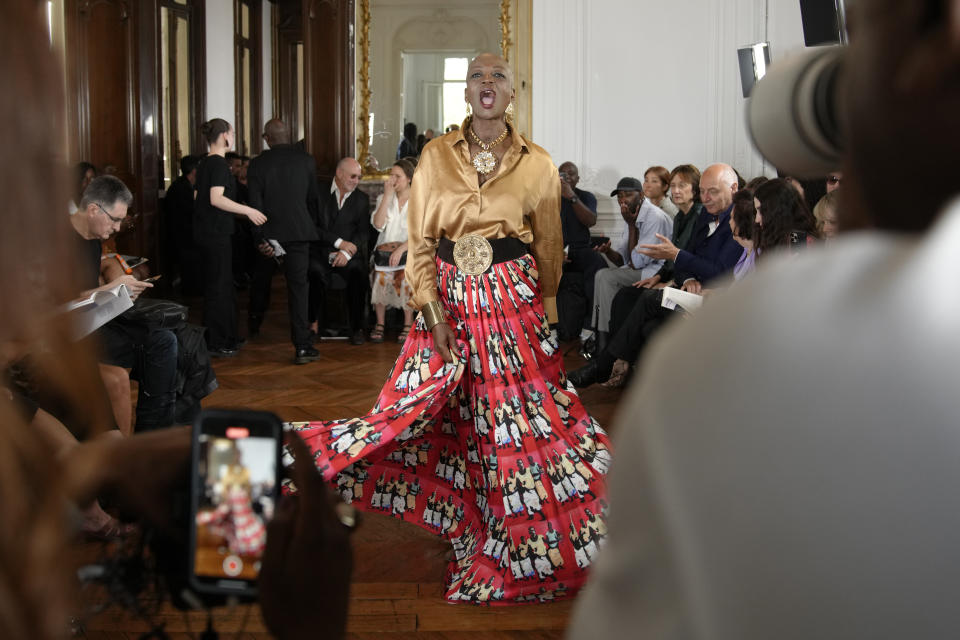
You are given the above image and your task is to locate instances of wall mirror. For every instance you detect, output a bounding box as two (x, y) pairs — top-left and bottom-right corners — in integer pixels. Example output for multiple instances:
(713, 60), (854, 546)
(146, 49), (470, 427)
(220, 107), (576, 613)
(356, 0), (531, 174)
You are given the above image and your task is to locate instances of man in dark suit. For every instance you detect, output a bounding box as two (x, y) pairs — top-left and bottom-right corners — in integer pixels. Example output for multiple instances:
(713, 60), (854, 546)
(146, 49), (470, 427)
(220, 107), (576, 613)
(309, 156), (370, 345)
(247, 118), (321, 364)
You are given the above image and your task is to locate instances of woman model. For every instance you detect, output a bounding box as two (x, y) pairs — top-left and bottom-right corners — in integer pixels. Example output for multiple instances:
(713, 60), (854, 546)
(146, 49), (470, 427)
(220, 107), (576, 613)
(193, 119), (267, 356)
(369, 159), (416, 343)
(293, 53), (610, 604)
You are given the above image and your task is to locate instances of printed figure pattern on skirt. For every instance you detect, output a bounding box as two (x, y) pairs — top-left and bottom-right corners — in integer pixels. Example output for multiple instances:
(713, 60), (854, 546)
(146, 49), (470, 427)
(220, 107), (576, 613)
(289, 254), (611, 605)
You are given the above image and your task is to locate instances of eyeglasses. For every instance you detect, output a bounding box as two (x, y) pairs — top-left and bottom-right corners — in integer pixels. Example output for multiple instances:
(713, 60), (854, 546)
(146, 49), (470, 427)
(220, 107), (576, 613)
(96, 202), (124, 225)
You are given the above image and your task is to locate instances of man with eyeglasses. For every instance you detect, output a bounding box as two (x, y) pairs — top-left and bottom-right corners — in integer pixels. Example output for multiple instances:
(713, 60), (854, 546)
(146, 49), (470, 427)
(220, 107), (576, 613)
(70, 175), (178, 432)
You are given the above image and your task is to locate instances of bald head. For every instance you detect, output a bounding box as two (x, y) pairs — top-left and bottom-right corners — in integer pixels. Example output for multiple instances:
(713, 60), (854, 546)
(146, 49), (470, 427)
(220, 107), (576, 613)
(335, 157), (362, 193)
(263, 118), (290, 146)
(468, 52), (514, 86)
(699, 163), (739, 214)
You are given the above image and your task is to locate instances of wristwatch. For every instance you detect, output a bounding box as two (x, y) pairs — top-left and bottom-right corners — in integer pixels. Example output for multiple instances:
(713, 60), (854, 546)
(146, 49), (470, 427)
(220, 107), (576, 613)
(570, 195), (578, 203)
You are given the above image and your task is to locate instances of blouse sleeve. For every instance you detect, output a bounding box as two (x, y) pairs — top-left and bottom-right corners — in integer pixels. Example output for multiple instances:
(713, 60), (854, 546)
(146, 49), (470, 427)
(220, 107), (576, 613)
(405, 147), (439, 309)
(371, 193), (385, 231)
(528, 161), (563, 323)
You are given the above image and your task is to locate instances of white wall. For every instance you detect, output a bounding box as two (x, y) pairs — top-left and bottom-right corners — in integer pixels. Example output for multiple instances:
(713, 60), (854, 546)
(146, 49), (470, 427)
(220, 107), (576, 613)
(205, 2), (234, 123)
(204, 1), (274, 135)
(261, 6), (273, 123)
(533, 0), (807, 236)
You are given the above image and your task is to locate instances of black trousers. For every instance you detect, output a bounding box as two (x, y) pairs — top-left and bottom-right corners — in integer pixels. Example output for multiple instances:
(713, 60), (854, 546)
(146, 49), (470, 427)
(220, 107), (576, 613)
(197, 234), (238, 349)
(605, 287), (674, 365)
(249, 240), (311, 349)
(307, 246), (368, 332)
(98, 320), (178, 432)
(566, 246), (608, 325)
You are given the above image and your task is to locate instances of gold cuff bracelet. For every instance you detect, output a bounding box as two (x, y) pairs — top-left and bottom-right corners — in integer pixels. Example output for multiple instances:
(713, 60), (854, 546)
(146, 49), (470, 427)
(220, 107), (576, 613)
(421, 301), (446, 330)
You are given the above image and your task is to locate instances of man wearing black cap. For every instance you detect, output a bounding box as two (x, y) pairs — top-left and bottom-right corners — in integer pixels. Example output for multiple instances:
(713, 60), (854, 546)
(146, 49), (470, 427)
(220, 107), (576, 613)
(586, 176), (673, 354)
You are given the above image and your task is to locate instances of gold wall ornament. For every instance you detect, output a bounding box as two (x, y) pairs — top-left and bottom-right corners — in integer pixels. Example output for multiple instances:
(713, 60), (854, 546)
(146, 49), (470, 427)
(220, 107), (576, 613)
(355, 0), (373, 173)
(499, 0), (512, 62)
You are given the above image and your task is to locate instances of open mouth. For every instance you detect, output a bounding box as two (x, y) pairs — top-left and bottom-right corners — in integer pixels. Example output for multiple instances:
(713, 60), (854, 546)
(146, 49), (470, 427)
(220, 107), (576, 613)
(479, 89), (496, 109)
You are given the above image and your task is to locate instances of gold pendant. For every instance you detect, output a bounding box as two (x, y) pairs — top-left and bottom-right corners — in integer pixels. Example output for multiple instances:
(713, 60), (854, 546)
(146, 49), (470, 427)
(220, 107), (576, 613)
(472, 150), (497, 175)
(453, 234), (494, 275)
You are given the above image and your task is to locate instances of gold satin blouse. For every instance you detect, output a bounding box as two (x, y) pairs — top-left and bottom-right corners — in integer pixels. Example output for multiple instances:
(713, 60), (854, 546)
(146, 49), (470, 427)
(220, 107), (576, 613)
(405, 122), (563, 322)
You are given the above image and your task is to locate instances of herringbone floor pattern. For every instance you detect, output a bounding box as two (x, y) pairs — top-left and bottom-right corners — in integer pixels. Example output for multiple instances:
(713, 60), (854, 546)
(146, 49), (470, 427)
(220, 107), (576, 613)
(79, 278), (624, 639)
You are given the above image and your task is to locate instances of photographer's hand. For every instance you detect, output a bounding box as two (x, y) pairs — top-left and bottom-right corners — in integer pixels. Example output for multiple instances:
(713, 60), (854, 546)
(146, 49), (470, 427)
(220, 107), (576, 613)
(260, 432), (354, 640)
(64, 426), (191, 533)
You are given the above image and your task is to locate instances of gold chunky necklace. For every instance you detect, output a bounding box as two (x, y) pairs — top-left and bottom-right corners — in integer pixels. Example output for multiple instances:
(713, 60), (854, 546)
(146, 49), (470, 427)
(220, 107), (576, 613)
(468, 124), (509, 175)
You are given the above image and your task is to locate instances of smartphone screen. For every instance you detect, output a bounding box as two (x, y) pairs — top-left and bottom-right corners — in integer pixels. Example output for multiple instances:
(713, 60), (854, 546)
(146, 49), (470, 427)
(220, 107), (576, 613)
(189, 409), (282, 596)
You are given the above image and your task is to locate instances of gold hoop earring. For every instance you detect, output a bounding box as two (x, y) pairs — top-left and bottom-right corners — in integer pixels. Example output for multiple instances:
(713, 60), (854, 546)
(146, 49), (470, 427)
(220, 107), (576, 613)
(465, 101), (472, 116)
(505, 102), (515, 123)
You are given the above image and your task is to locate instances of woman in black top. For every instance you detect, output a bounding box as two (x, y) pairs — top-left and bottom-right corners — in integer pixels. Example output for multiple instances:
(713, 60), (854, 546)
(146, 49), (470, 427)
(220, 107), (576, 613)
(193, 118), (267, 355)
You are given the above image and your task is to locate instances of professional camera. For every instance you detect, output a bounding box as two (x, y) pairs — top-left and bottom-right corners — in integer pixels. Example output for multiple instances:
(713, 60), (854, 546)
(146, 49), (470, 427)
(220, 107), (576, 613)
(746, 45), (845, 178)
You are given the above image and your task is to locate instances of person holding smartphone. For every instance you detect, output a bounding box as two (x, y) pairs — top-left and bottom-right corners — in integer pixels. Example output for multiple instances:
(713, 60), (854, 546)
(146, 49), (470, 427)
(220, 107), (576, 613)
(557, 161), (607, 341)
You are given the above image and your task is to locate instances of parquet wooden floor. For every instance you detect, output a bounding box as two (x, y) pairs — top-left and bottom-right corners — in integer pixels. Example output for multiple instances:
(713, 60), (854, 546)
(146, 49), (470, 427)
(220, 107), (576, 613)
(78, 278), (624, 639)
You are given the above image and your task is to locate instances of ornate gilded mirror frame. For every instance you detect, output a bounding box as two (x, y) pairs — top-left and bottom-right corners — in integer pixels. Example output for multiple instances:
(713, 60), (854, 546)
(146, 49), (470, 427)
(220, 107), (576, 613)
(355, 0), (531, 176)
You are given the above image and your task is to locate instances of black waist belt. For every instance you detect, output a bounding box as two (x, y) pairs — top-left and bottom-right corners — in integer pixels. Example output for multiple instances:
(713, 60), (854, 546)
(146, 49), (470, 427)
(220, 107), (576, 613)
(436, 236), (529, 272)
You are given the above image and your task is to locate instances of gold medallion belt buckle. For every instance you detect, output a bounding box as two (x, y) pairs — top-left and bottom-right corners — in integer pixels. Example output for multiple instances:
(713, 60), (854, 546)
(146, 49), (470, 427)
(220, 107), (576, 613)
(452, 234), (493, 275)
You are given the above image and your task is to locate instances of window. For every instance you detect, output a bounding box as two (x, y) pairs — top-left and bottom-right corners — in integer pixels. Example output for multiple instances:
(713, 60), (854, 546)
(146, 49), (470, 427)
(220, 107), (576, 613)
(443, 57), (469, 130)
(159, 0), (202, 189)
(234, 0), (262, 157)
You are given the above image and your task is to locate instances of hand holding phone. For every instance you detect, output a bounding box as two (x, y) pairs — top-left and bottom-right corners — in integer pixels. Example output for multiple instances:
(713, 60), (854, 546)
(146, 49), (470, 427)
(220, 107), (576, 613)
(190, 409), (283, 596)
(259, 433), (354, 640)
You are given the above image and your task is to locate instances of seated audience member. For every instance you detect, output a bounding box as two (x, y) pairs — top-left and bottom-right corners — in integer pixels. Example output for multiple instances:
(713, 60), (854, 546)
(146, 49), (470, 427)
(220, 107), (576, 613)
(570, 3), (960, 637)
(753, 178), (820, 255)
(70, 162), (97, 215)
(633, 164), (705, 291)
(163, 154), (201, 296)
(585, 164), (705, 359)
(369, 159), (416, 343)
(784, 175), (805, 200)
(599, 192), (757, 389)
(309, 157), (371, 345)
(826, 170), (842, 193)
(585, 177), (673, 354)
(729, 190), (758, 280)
(568, 163), (743, 388)
(643, 165), (679, 217)
(555, 161), (605, 340)
(813, 189), (840, 242)
(745, 175), (769, 192)
(70, 176), (178, 432)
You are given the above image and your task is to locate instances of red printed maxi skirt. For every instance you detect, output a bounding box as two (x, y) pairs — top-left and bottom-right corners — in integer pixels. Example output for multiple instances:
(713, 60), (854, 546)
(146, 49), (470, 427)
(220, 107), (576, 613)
(290, 254), (611, 605)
